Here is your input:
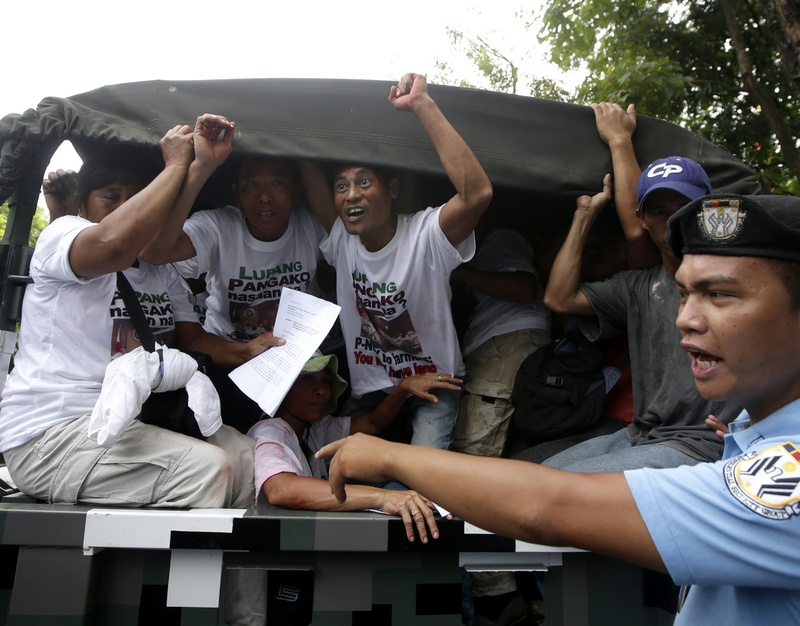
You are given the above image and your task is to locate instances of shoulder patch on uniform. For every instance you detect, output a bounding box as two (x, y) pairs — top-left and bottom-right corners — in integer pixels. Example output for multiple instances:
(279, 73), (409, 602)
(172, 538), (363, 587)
(697, 199), (747, 243)
(724, 442), (800, 520)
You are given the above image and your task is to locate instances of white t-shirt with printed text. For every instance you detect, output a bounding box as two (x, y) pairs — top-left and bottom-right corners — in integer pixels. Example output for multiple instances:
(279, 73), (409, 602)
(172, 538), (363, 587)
(177, 205), (326, 342)
(0, 216), (196, 452)
(321, 206), (474, 397)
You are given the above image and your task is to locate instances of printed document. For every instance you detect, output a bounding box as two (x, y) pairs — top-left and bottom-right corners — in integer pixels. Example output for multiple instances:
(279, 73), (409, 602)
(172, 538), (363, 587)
(229, 289), (340, 416)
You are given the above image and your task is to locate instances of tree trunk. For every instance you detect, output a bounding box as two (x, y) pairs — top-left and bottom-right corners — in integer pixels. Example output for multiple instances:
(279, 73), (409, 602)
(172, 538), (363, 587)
(760, 0), (800, 102)
(718, 0), (800, 182)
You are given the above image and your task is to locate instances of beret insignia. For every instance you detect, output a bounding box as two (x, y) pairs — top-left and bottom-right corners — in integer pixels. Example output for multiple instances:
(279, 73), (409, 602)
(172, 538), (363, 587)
(697, 199), (747, 244)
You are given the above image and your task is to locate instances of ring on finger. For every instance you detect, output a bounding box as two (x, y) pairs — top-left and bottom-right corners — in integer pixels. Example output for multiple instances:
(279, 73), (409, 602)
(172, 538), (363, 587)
(410, 510), (419, 517)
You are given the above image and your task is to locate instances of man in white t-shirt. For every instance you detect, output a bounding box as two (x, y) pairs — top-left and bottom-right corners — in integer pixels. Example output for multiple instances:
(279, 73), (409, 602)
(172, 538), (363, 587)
(141, 152), (324, 431)
(452, 228), (551, 458)
(302, 73), (493, 450)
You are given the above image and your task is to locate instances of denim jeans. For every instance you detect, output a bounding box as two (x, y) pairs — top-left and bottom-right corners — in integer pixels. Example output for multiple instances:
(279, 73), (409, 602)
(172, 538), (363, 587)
(541, 427), (703, 472)
(343, 386), (462, 450)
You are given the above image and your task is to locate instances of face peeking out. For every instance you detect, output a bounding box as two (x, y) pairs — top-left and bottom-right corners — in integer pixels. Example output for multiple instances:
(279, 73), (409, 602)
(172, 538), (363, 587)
(234, 160), (298, 242)
(332, 166), (398, 250)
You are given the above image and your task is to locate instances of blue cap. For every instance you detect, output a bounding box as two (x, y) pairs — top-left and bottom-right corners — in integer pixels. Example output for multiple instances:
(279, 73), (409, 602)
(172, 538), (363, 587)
(637, 157), (712, 213)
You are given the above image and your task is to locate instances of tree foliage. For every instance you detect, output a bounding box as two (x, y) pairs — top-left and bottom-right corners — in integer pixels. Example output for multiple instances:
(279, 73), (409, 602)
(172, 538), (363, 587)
(540, 0), (799, 193)
(434, 0), (799, 195)
(0, 203), (49, 247)
(760, 0), (800, 101)
(432, 26), (570, 101)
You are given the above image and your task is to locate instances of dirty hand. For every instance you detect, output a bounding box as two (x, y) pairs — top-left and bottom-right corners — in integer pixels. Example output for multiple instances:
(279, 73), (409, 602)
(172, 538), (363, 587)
(193, 113), (235, 170)
(591, 102), (637, 146)
(380, 490), (449, 544)
(160, 124), (195, 169)
(388, 73), (431, 113)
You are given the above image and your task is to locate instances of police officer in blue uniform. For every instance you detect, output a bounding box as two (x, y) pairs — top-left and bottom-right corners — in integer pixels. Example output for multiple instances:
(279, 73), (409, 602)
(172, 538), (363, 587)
(319, 192), (800, 625)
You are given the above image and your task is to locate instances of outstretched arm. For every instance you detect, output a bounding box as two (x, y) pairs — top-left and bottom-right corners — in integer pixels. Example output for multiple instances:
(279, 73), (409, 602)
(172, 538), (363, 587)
(299, 160), (338, 233)
(350, 372), (462, 435)
(68, 125), (195, 279)
(264, 473), (443, 542)
(591, 102), (660, 269)
(389, 73), (492, 247)
(543, 175), (612, 316)
(140, 114), (235, 265)
(317, 434), (663, 571)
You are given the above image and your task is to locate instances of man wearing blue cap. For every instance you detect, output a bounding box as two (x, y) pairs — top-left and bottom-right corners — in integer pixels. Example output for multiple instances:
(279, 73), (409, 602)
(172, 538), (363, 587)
(541, 152), (741, 472)
(319, 192), (800, 624)
(589, 101), (713, 271)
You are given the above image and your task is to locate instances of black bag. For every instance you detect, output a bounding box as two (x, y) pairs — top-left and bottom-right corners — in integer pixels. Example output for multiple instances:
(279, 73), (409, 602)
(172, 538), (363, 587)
(510, 327), (626, 446)
(116, 272), (211, 439)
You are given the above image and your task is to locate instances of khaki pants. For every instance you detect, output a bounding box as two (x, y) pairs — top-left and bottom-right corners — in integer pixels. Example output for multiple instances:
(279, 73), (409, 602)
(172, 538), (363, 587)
(4, 415), (255, 509)
(454, 328), (550, 458)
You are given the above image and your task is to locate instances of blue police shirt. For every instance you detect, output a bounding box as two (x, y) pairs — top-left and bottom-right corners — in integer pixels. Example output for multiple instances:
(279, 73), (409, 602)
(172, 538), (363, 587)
(626, 398), (800, 624)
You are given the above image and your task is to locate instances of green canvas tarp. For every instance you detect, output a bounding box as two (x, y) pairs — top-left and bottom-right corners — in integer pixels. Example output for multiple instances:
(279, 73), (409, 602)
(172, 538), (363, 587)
(1, 77), (766, 211)
(0, 78), (767, 331)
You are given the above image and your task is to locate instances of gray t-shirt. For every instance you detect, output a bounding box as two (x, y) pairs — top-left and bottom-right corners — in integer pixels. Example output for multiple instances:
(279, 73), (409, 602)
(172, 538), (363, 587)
(578, 264), (740, 462)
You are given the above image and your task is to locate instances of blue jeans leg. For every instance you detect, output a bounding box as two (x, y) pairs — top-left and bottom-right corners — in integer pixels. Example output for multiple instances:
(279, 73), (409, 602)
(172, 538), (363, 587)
(406, 387), (462, 450)
(342, 387), (461, 450)
(542, 428), (703, 472)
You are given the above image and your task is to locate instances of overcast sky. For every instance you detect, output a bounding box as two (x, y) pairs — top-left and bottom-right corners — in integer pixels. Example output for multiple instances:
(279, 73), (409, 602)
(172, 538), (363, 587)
(4, 0), (577, 193)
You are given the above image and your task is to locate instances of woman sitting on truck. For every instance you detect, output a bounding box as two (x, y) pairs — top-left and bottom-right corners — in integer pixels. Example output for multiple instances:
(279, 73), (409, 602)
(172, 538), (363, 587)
(0, 115), (259, 509)
(250, 351), (459, 543)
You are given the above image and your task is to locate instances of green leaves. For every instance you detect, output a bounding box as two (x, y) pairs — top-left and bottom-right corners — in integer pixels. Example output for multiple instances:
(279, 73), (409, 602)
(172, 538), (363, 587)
(434, 0), (799, 194)
(0, 203), (49, 247)
(538, 0), (799, 193)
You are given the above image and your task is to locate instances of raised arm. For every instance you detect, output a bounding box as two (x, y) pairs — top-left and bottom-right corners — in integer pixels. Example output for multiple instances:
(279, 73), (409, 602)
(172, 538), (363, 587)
(591, 102), (660, 269)
(68, 125), (194, 279)
(543, 175), (612, 316)
(299, 160), (338, 233)
(350, 372), (462, 435)
(318, 434), (663, 571)
(139, 114), (235, 265)
(389, 73), (493, 247)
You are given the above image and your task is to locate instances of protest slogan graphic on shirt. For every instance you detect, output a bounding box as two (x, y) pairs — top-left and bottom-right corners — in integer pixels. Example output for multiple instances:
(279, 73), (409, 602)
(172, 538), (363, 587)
(351, 269), (437, 380)
(226, 261), (312, 341)
(109, 288), (175, 357)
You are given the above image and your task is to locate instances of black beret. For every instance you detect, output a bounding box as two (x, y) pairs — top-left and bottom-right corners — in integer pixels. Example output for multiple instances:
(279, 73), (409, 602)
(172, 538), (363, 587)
(667, 193), (800, 262)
